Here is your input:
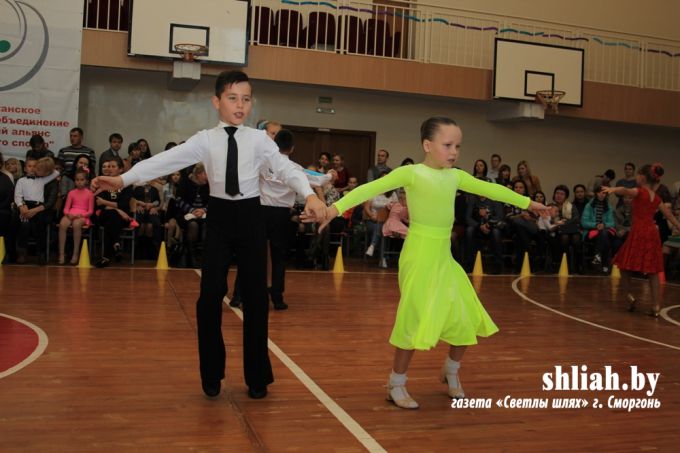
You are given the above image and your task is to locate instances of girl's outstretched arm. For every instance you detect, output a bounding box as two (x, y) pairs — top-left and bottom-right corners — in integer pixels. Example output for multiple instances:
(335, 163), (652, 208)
(603, 186), (638, 198)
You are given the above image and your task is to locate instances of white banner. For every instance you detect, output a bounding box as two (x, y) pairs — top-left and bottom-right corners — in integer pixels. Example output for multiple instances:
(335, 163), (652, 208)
(0, 0), (83, 158)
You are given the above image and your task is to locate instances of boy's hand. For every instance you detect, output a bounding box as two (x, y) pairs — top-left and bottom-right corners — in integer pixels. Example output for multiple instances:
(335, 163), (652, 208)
(302, 195), (327, 224)
(306, 205), (338, 234)
(92, 176), (124, 192)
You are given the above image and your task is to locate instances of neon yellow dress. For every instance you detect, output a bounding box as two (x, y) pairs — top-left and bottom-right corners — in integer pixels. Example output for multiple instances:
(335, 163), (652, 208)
(334, 164), (530, 350)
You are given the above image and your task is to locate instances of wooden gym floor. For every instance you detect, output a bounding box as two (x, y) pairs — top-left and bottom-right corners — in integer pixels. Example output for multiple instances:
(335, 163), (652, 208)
(1, 262), (679, 452)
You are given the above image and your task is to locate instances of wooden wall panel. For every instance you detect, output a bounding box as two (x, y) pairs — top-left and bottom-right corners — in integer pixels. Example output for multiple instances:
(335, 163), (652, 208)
(81, 30), (679, 128)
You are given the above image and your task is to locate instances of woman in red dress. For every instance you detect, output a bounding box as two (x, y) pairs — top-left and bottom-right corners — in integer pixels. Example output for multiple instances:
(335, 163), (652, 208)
(604, 164), (680, 317)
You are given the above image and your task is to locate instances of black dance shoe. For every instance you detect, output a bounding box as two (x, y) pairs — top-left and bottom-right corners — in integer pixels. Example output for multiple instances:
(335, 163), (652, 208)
(247, 386), (268, 399)
(202, 379), (221, 397)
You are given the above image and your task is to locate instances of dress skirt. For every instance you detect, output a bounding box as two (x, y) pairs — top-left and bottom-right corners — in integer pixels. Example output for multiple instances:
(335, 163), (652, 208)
(390, 222), (499, 350)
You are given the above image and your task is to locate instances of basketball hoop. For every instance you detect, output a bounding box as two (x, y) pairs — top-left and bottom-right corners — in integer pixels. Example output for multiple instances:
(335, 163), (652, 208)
(173, 43), (208, 62)
(535, 90), (566, 114)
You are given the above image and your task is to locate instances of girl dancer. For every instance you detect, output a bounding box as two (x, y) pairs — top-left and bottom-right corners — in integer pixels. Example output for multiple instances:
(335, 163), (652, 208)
(603, 164), (680, 317)
(309, 117), (548, 408)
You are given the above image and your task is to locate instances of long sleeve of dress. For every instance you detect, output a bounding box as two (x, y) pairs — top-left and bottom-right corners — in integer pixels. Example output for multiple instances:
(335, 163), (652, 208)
(458, 170), (530, 210)
(334, 166), (412, 215)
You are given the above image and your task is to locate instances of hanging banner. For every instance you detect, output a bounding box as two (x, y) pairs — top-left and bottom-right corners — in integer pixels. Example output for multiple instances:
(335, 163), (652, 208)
(0, 0), (83, 158)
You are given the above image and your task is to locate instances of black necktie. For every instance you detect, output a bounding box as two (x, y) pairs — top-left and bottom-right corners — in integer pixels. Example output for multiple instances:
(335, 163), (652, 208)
(224, 126), (240, 196)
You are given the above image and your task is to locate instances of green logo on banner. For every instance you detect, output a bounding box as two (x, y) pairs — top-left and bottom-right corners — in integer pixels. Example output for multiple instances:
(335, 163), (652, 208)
(0, 40), (11, 53)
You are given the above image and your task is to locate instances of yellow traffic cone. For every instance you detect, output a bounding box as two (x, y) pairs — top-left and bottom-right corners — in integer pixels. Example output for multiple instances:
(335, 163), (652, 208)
(557, 253), (569, 277)
(77, 239), (91, 268)
(0, 236), (5, 265)
(472, 251), (484, 276)
(610, 264), (621, 279)
(332, 245), (344, 273)
(520, 252), (532, 277)
(156, 241), (169, 270)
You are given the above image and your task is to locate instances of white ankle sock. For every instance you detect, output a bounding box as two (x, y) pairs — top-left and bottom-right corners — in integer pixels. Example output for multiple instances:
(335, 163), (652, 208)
(389, 371), (407, 387)
(445, 357), (461, 375)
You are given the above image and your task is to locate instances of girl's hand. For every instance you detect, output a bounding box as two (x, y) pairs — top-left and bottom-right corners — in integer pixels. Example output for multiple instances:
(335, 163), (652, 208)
(528, 201), (550, 217)
(315, 206), (339, 233)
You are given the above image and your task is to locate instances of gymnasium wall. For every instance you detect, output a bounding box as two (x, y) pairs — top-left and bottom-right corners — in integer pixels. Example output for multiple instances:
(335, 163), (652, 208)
(79, 66), (680, 196)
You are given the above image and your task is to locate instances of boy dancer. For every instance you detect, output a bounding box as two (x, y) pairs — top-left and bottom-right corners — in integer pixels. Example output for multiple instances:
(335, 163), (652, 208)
(93, 71), (326, 399)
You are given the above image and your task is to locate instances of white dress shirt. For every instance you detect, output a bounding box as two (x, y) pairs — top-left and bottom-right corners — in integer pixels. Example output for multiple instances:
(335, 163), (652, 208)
(14, 170), (59, 206)
(259, 156), (331, 208)
(121, 122), (314, 201)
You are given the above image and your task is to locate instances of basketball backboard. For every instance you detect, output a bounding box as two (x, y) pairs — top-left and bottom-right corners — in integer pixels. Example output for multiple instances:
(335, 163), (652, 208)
(493, 38), (584, 107)
(128, 0), (250, 65)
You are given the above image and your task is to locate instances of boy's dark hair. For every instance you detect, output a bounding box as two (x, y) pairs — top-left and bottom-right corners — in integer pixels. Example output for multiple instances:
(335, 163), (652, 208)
(491, 153), (501, 161)
(164, 142), (177, 150)
(215, 70), (249, 97)
(274, 129), (294, 151)
(603, 169), (616, 180)
(70, 127), (84, 136)
(128, 142), (140, 156)
(109, 133), (123, 143)
(624, 162), (636, 171)
(553, 184), (570, 199)
(420, 117), (458, 142)
(29, 134), (45, 148)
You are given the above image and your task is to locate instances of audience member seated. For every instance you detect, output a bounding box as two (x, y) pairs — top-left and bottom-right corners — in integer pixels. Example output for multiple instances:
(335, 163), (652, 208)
(136, 138), (152, 160)
(382, 189), (409, 238)
(94, 156), (134, 268)
(0, 152), (17, 263)
(662, 197), (680, 275)
(14, 157), (58, 264)
(4, 157), (22, 183)
(25, 134), (54, 160)
(472, 159), (490, 181)
(98, 133), (124, 175)
(162, 171), (182, 252)
(311, 152), (332, 174)
(70, 153), (96, 180)
(549, 185), (582, 273)
(586, 168), (615, 198)
(363, 172), (397, 257)
(175, 163), (209, 268)
(496, 164), (512, 188)
(133, 181), (162, 259)
(513, 160), (542, 197)
(465, 193), (506, 274)
(505, 180), (538, 272)
(581, 186), (615, 273)
(54, 158), (75, 216)
(123, 142), (142, 172)
(332, 153), (351, 193)
(572, 184), (588, 217)
(487, 154), (502, 182)
(368, 149), (392, 182)
(57, 169), (93, 265)
(614, 193), (633, 254)
(58, 127), (95, 174)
